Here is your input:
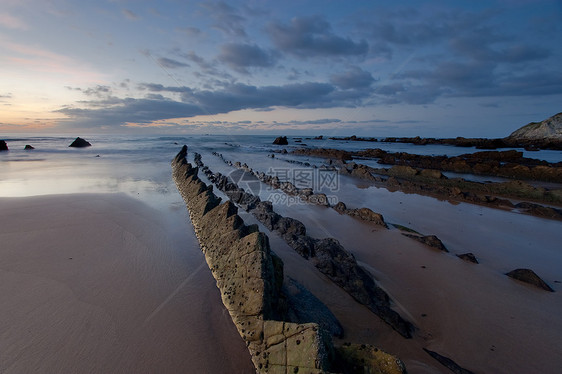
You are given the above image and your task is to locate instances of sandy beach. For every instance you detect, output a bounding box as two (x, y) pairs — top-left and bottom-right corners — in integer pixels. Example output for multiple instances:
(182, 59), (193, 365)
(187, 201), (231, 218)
(0, 193), (254, 373)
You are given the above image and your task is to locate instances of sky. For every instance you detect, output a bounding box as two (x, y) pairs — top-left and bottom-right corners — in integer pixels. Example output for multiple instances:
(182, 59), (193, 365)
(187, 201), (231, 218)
(0, 0), (561, 137)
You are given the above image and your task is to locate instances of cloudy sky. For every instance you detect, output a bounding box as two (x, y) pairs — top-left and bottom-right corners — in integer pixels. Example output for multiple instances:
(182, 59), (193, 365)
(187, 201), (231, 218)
(1, 0), (561, 136)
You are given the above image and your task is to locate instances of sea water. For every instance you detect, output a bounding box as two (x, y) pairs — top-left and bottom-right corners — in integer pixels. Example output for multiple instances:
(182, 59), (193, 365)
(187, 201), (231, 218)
(1, 134), (561, 278)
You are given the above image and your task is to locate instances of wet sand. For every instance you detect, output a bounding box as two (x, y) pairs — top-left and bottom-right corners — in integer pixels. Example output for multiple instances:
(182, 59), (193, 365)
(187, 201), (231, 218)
(0, 194), (254, 373)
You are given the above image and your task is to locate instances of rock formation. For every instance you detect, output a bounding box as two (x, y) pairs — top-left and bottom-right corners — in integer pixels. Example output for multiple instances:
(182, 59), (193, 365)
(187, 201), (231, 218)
(507, 112), (562, 141)
(402, 234), (448, 252)
(333, 202), (387, 228)
(196, 153), (413, 338)
(69, 137), (91, 148)
(172, 146), (332, 372)
(457, 253), (479, 264)
(24, 144), (35, 150)
(335, 344), (407, 374)
(172, 146), (407, 373)
(0, 140), (8, 151)
(273, 136), (288, 145)
(506, 268), (554, 292)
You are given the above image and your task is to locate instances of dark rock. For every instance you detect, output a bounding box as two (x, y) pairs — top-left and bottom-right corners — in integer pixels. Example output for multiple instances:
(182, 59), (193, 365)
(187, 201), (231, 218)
(506, 268), (554, 292)
(24, 145), (35, 150)
(457, 253), (479, 264)
(0, 140), (8, 151)
(273, 136), (288, 145)
(423, 348), (475, 374)
(403, 234), (448, 252)
(69, 137), (91, 148)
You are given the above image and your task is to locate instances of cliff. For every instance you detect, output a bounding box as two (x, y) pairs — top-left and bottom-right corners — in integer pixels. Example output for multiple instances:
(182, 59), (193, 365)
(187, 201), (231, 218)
(507, 112), (562, 141)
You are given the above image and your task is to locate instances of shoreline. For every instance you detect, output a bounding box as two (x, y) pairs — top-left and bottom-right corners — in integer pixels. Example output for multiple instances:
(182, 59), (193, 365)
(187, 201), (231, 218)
(0, 193), (254, 373)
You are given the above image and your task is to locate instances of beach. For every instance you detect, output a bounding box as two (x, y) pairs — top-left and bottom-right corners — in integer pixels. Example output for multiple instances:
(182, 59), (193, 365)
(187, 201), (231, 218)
(1, 135), (561, 373)
(0, 193), (254, 373)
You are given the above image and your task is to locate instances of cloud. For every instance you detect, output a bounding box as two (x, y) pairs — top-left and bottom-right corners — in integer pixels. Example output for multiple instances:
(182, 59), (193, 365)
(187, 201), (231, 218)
(176, 26), (201, 37)
(0, 12), (27, 29)
(122, 9), (140, 21)
(288, 119), (342, 125)
(361, 7), (559, 105)
(157, 57), (190, 69)
(217, 43), (275, 73)
(201, 1), (246, 37)
(56, 80), (378, 128)
(57, 97), (205, 127)
(267, 16), (368, 58)
(82, 85), (112, 97)
(331, 67), (375, 89)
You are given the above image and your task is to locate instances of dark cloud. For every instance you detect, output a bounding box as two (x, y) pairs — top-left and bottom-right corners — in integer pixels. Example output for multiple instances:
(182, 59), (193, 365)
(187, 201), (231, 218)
(157, 57), (190, 69)
(288, 118), (341, 125)
(362, 7), (558, 105)
(331, 67), (375, 89)
(82, 85), (112, 97)
(57, 97), (205, 127)
(217, 43), (275, 73)
(138, 83), (192, 93)
(56, 80), (376, 128)
(267, 16), (368, 58)
(176, 26), (201, 37)
(201, 1), (246, 37)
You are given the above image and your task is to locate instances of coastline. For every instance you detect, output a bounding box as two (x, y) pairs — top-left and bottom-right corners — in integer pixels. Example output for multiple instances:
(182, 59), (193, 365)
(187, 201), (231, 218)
(0, 193), (254, 373)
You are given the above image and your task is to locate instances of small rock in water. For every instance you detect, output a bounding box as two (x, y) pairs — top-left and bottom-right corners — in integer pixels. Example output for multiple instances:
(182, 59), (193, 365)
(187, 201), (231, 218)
(273, 136), (288, 145)
(24, 144), (35, 150)
(0, 140), (8, 151)
(69, 137), (92, 148)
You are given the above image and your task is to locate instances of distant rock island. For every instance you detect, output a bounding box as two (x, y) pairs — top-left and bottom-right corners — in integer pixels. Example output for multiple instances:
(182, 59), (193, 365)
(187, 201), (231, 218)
(507, 112), (562, 141)
(69, 137), (91, 148)
(327, 112), (562, 150)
